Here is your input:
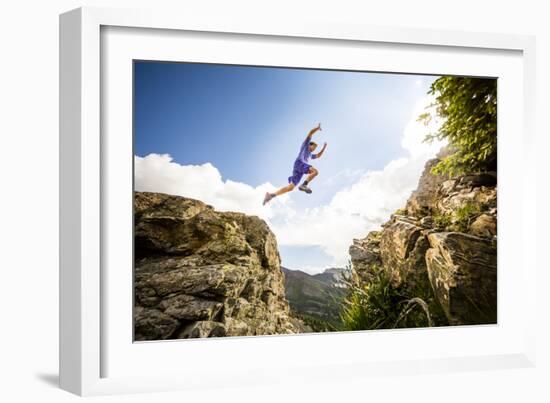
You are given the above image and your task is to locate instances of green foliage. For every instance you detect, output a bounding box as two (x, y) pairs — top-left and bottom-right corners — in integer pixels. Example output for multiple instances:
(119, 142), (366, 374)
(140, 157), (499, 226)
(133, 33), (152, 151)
(419, 77), (497, 176)
(394, 208), (406, 216)
(340, 266), (397, 331)
(433, 202), (481, 232)
(367, 231), (382, 242)
(283, 268), (347, 328)
(293, 312), (338, 333)
(433, 212), (453, 230)
(453, 202), (481, 232)
(340, 265), (443, 331)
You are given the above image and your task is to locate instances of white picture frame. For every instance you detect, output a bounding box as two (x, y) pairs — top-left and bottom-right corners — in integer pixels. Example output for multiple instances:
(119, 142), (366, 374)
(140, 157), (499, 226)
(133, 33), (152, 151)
(59, 6), (537, 396)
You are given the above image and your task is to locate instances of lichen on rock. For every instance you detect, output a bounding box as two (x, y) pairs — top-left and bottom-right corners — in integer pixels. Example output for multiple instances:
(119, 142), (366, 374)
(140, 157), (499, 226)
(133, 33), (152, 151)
(349, 151), (497, 327)
(425, 232), (497, 325)
(134, 192), (305, 341)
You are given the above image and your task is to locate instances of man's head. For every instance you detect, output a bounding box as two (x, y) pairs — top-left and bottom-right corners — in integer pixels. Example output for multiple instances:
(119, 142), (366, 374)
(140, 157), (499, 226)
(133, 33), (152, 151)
(308, 141), (318, 152)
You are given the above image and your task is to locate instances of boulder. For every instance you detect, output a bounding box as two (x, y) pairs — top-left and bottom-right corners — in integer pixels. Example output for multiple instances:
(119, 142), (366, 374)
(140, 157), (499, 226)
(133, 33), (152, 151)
(458, 172), (497, 188)
(348, 150), (498, 328)
(425, 232), (497, 325)
(379, 217), (430, 289)
(134, 307), (179, 341)
(158, 294), (223, 321)
(420, 216), (434, 228)
(469, 213), (497, 238)
(178, 321), (227, 338)
(349, 231), (382, 285)
(406, 158), (448, 217)
(134, 192), (302, 340)
(436, 186), (497, 216)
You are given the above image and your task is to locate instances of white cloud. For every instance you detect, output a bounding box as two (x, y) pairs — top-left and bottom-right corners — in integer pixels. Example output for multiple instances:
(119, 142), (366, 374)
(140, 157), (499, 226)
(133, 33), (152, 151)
(268, 96), (445, 269)
(134, 97), (444, 273)
(268, 155), (429, 266)
(134, 154), (289, 219)
(401, 96), (443, 157)
(319, 168), (365, 188)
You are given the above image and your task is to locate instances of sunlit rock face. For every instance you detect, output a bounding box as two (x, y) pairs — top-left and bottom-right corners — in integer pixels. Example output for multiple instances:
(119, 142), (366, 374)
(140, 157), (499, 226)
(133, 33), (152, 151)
(133, 192), (304, 341)
(350, 151), (497, 326)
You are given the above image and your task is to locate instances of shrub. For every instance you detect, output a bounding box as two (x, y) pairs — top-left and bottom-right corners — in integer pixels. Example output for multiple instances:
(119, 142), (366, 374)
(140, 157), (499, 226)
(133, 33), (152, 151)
(293, 312), (337, 333)
(433, 212), (452, 229)
(433, 202), (481, 232)
(419, 77), (497, 176)
(340, 265), (438, 331)
(453, 202), (481, 232)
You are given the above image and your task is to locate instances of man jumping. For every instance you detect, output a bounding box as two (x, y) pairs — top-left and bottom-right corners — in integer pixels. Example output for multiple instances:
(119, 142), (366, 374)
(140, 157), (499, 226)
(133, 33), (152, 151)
(263, 123), (327, 205)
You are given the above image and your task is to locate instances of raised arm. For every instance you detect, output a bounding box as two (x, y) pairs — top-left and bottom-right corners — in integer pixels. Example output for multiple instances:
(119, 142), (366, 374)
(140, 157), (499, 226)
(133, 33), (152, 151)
(306, 123), (322, 140)
(313, 142), (328, 159)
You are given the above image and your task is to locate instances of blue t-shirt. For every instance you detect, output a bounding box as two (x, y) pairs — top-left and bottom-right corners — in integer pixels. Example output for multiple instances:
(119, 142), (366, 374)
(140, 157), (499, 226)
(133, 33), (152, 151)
(296, 138), (316, 164)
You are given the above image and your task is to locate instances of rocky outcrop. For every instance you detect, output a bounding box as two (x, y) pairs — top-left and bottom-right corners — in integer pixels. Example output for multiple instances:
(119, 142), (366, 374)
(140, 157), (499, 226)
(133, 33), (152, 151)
(470, 213), (497, 238)
(134, 192), (304, 340)
(349, 231), (382, 285)
(425, 232), (497, 325)
(406, 157), (448, 217)
(349, 152), (497, 326)
(379, 216), (430, 290)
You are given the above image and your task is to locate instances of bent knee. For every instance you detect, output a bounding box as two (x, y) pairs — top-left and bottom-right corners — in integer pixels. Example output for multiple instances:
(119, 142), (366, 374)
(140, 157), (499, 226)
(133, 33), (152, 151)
(310, 167), (319, 175)
(288, 183), (296, 190)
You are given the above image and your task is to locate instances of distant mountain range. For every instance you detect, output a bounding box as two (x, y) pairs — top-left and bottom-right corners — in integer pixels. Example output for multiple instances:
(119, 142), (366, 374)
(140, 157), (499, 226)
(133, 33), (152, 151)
(282, 267), (351, 330)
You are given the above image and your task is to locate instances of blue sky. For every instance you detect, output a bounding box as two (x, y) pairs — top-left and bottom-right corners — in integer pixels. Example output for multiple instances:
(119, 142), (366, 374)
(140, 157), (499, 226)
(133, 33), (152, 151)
(134, 61), (440, 273)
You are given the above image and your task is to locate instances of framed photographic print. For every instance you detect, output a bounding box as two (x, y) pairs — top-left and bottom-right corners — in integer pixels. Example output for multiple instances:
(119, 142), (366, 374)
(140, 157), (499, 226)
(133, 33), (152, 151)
(59, 6), (537, 396)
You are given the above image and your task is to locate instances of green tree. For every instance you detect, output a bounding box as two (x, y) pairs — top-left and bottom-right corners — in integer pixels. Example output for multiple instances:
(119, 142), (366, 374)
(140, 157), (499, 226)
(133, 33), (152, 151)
(419, 77), (497, 176)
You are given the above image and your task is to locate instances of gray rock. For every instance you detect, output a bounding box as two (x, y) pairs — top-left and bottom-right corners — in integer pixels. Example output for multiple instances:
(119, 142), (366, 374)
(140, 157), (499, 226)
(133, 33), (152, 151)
(469, 213), (497, 238)
(379, 218), (426, 287)
(134, 306), (179, 341)
(406, 158), (448, 217)
(436, 186), (496, 216)
(458, 172), (497, 188)
(349, 231), (382, 284)
(134, 192), (303, 340)
(425, 232), (497, 325)
(158, 294), (223, 321)
(178, 321), (227, 338)
(348, 150), (498, 328)
(440, 180), (457, 195)
(420, 216), (434, 228)
(224, 318), (250, 336)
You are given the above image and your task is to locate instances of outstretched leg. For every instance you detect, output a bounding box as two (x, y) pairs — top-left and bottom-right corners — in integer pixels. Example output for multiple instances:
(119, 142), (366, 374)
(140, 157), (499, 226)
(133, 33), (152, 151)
(305, 167), (318, 183)
(263, 183), (295, 205)
(274, 183), (296, 196)
(299, 167), (318, 194)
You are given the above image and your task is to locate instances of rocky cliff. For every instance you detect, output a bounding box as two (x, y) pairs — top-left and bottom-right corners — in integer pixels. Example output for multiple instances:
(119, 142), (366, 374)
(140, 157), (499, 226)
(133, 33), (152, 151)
(133, 192), (304, 340)
(349, 151), (497, 326)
